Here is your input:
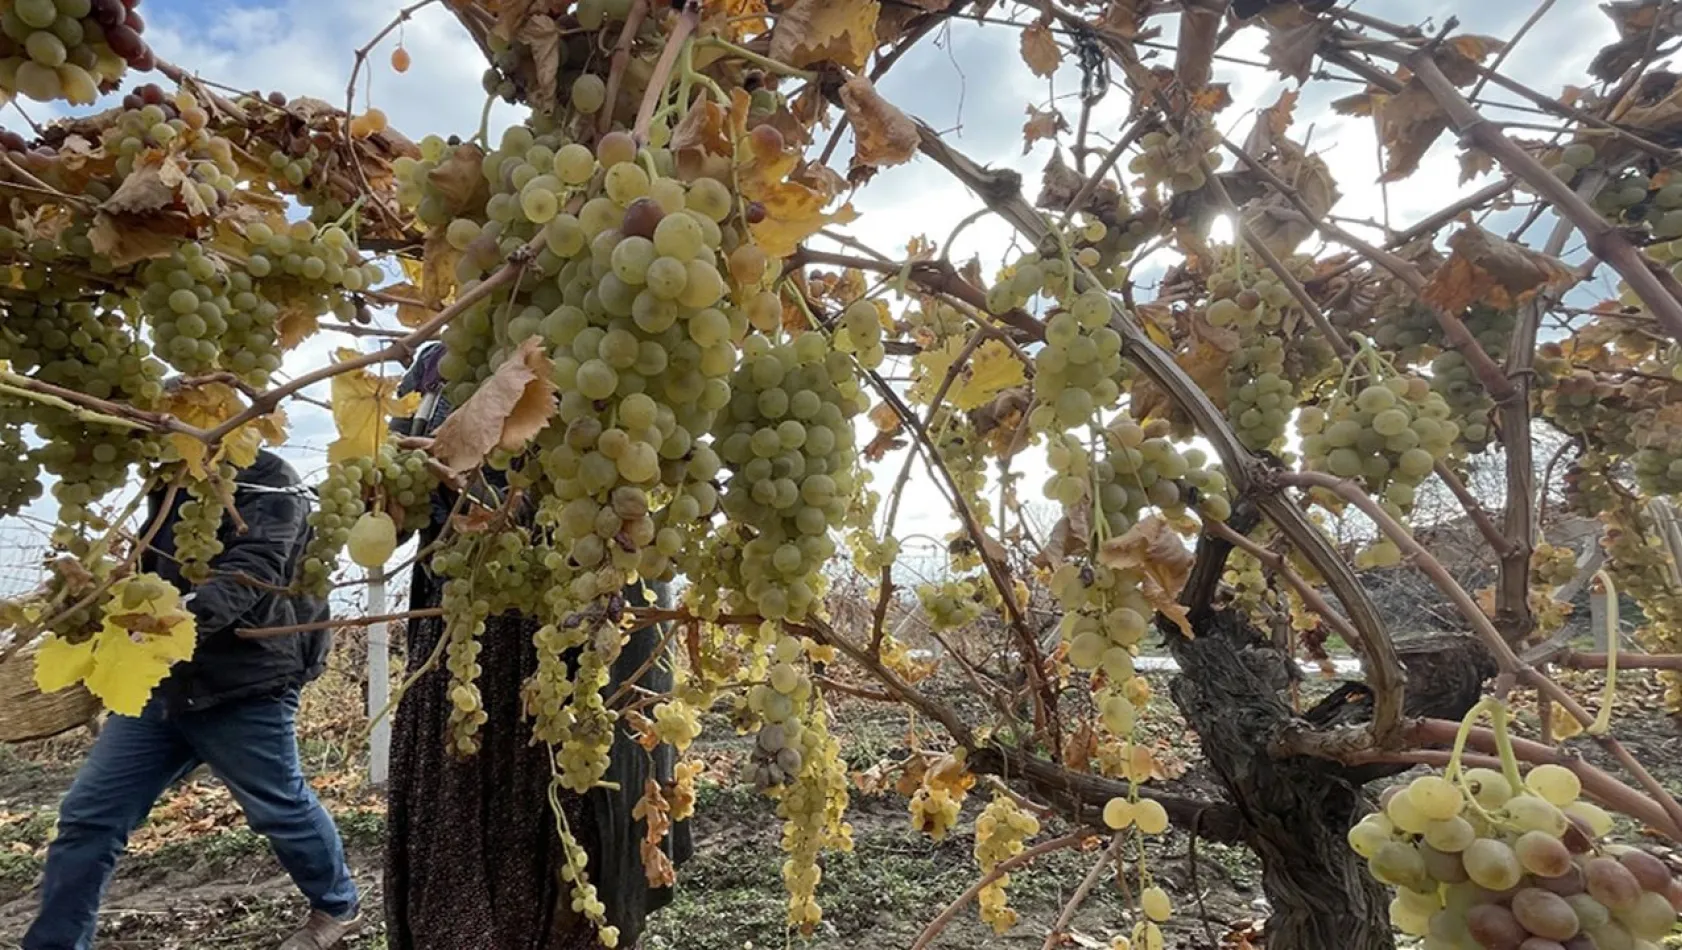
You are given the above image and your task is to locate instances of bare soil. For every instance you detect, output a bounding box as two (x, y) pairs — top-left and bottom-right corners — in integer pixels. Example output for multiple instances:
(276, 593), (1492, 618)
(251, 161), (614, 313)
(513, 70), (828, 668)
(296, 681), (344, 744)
(0, 644), (1676, 950)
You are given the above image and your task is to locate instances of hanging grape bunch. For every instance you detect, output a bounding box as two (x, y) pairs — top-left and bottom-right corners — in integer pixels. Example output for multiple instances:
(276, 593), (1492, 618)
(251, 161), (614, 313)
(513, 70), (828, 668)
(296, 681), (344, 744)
(1203, 246), (1322, 451)
(0, 0), (153, 105)
(1352, 759), (1682, 949)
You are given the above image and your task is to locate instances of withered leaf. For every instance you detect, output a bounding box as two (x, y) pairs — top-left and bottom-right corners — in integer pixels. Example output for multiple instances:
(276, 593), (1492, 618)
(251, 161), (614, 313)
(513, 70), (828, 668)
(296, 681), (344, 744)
(429, 336), (557, 472)
(515, 15), (564, 115)
(1035, 148), (1087, 210)
(1034, 495), (1091, 570)
(1421, 224), (1572, 314)
(1097, 516), (1194, 635)
(426, 143), (489, 218)
(838, 74), (918, 174)
(767, 0), (880, 70)
(1458, 147), (1495, 184)
(1022, 104), (1068, 154)
(1019, 20), (1062, 77)
(1261, 15), (1327, 82)
(670, 97), (733, 183)
(87, 213), (182, 268)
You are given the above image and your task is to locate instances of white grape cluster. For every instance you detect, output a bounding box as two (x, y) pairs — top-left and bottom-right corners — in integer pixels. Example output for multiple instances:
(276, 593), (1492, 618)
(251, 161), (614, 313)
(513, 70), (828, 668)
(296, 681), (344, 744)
(173, 467), (230, 585)
(1429, 306), (1514, 454)
(1351, 764), (1682, 949)
(299, 457), (373, 598)
(772, 696), (851, 934)
(974, 795), (1041, 933)
(0, 415), (40, 517)
(104, 85), (236, 188)
(916, 577), (985, 631)
(0, 0), (153, 105)
(1204, 252), (1318, 451)
(743, 633), (811, 791)
(1129, 121), (1222, 194)
(1300, 373), (1457, 516)
(831, 299), (886, 369)
(1029, 289), (1129, 433)
(709, 332), (866, 622)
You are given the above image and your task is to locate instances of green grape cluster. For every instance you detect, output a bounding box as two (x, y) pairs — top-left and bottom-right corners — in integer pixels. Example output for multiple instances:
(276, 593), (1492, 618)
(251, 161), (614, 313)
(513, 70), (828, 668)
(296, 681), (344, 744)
(1584, 156), (1682, 239)
(172, 466), (232, 585)
(1429, 306), (1514, 453)
(298, 457), (372, 597)
(0, 418), (41, 516)
(139, 244), (263, 379)
(1351, 763), (1681, 949)
(832, 299), (885, 369)
(743, 633), (811, 791)
(984, 248), (1076, 314)
(709, 331), (866, 621)
(930, 410), (992, 528)
(0, 0), (153, 105)
(1128, 122), (1222, 194)
(371, 445), (440, 533)
(1300, 371), (1456, 515)
(1205, 255), (1317, 450)
(903, 298), (969, 343)
(1544, 141), (1598, 185)
(260, 140), (319, 188)
(771, 691), (851, 934)
(916, 577), (985, 631)
(438, 575), (490, 756)
(1028, 289), (1128, 432)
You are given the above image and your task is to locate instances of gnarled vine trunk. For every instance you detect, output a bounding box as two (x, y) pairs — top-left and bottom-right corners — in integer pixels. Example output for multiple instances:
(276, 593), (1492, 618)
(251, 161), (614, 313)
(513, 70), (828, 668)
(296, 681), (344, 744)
(1166, 611), (1393, 950)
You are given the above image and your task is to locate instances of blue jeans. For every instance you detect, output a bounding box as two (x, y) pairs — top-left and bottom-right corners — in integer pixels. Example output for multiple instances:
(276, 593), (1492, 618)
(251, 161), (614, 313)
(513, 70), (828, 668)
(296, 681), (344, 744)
(22, 689), (358, 950)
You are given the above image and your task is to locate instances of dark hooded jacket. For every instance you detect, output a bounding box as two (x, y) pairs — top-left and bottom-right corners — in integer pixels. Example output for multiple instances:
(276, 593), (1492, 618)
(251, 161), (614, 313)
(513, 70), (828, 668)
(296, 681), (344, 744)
(143, 449), (331, 715)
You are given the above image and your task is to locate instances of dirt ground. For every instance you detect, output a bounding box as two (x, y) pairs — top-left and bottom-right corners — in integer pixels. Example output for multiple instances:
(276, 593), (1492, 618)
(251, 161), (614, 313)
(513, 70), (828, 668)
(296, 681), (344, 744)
(0, 642), (1677, 950)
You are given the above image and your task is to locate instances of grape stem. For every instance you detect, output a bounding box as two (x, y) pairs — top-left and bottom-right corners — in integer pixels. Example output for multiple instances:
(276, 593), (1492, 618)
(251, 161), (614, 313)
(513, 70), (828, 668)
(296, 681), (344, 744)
(599, 0), (651, 138)
(632, 0), (701, 146)
(236, 607), (446, 639)
(695, 37), (816, 81)
(0, 372), (210, 441)
(341, 0), (438, 231)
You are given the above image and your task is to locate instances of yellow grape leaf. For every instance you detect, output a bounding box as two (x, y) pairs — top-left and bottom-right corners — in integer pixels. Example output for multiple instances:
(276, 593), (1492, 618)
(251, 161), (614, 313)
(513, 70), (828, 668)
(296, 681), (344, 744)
(1097, 517), (1194, 635)
(709, 0), (769, 40)
(419, 229), (461, 309)
(429, 336), (557, 472)
(767, 0), (879, 71)
(274, 303), (319, 350)
(838, 75), (918, 173)
(949, 340), (1027, 411)
(327, 348), (420, 463)
(749, 180), (858, 259)
(34, 635), (95, 693)
(160, 382), (287, 479)
(1020, 20), (1062, 77)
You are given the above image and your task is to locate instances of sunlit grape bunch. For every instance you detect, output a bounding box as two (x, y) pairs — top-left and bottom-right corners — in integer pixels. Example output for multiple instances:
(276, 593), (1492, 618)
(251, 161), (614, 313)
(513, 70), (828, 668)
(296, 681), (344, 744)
(974, 795), (1041, 933)
(1429, 306), (1514, 454)
(0, 0), (153, 105)
(1128, 121), (1222, 195)
(1351, 763), (1682, 949)
(831, 298), (886, 369)
(1028, 289), (1130, 433)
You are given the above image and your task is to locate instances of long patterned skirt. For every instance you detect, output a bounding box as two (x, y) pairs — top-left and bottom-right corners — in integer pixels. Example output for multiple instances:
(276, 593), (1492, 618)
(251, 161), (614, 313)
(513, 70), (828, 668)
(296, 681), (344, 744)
(383, 562), (688, 950)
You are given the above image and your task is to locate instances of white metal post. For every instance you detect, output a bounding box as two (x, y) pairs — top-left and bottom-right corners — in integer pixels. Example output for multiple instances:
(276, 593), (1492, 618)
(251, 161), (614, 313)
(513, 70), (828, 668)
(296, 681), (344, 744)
(365, 570), (391, 786)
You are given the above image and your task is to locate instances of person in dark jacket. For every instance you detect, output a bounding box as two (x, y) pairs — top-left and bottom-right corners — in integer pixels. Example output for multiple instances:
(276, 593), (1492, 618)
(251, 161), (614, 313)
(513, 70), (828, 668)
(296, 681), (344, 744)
(22, 450), (361, 950)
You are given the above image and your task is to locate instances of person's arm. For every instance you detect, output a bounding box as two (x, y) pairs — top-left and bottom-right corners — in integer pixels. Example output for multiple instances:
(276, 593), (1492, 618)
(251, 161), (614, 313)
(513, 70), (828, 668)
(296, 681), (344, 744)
(187, 488), (306, 635)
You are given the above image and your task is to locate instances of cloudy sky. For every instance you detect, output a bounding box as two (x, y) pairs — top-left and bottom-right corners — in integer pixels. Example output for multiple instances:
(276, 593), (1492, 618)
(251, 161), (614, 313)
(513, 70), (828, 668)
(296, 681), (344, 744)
(0, 0), (1632, 593)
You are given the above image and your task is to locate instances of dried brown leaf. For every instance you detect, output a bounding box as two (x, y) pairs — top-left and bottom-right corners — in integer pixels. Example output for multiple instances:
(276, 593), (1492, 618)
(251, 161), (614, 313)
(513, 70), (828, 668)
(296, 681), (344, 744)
(1097, 516), (1194, 634)
(671, 97), (733, 183)
(1458, 147), (1495, 184)
(374, 281), (435, 328)
(1019, 20), (1062, 77)
(1035, 148), (1087, 210)
(429, 336), (557, 472)
(1022, 104), (1068, 154)
(1421, 224), (1572, 314)
(1261, 15), (1327, 82)
(515, 15), (564, 115)
(767, 0), (880, 71)
(1034, 495), (1091, 570)
(87, 213), (181, 268)
(838, 74), (918, 174)
(425, 143), (489, 218)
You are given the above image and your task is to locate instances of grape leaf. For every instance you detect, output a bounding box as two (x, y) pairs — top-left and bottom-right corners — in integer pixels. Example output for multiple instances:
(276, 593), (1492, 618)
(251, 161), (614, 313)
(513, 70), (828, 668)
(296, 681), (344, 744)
(1022, 105), (1068, 154)
(36, 574), (199, 717)
(515, 15), (564, 115)
(374, 281), (435, 328)
(1421, 224), (1572, 314)
(1261, 9), (1328, 82)
(160, 381), (287, 480)
(428, 336), (557, 472)
(327, 348), (421, 463)
(767, 0), (880, 70)
(1097, 517), (1194, 635)
(838, 75), (918, 177)
(33, 634), (95, 693)
(426, 143), (490, 220)
(1020, 20), (1061, 77)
